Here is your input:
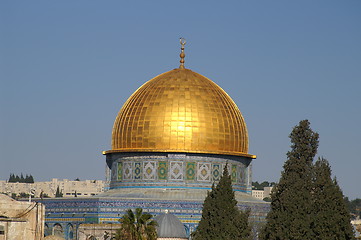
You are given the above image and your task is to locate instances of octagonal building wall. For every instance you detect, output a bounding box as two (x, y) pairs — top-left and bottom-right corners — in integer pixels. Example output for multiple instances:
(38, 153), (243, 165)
(106, 152), (253, 193)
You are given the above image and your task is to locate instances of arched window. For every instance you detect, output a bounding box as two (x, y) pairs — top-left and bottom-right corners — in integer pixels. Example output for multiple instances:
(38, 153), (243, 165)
(67, 223), (74, 240)
(44, 223), (51, 237)
(53, 223), (63, 237)
(184, 224), (190, 238)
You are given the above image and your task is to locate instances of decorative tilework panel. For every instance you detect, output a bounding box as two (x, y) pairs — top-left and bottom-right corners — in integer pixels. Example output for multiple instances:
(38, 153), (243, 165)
(123, 162), (133, 180)
(143, 161), (156, 180)
(245, 167), (249, 186)
(117, 162), (122, 181)
(158, 161), (167, 180)
(134, 162), (142, 180)
(197, 162), (211, 182)
(248, 166), (251, 186)
(212, 164), (221, 181)
(231, 165), (237, 183)
(170, 161), (183, 181)
(111, 162), (117, 180)
(186, 162), (196, 180)
(239, 166), (245, 185)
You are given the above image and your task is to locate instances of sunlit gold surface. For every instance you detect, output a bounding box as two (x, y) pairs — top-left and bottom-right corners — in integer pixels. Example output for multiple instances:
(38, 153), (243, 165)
(107, 68), (255, 158)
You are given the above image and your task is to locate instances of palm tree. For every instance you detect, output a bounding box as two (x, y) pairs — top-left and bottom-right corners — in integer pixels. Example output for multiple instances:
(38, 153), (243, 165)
(115, 208), (157, 240)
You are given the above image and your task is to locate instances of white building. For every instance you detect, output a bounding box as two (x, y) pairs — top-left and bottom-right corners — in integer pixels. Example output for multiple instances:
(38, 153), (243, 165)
(252, 186), (273, 200)
(252, 190), (264, 200)
(0, 179), (105, 198)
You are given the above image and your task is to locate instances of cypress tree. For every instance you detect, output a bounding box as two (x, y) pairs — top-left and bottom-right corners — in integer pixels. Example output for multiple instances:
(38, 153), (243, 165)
(25, 174), (29, 183)
(192, 165), (250, 240)
(312, 157), (355, 239)
(29, 175), (34, 183)
(55, 186), (63, 197)
(8, 174), (14, 182)
(14, 174), (20, 183)
(261, 120), (319, 240)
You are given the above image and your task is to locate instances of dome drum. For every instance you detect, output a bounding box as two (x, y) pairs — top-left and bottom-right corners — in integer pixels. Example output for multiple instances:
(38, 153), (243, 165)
(105, 152), (253, 194)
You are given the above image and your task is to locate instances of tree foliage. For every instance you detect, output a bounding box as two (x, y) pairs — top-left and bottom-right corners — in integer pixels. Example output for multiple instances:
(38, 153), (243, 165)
(115, 208), (157, 240)
(8, 173), (34, 183)
(192, 164), (251, 240)
(261, 120), (319, 240)
(19, 192), (30, 198)
(252, 181), (276, 190)
(312, 157), (355, 239)
(55, 186), (63, 197)
(41, 192), (50, 198)
(345, 198), (361, 219)
(261, 120), (354, 240)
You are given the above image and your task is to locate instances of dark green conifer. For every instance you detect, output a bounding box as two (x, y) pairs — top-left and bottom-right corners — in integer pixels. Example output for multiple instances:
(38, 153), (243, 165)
(261, 120), (319, 240)
(19, 192), (29, 198)
(312, 157), (355, 239)
(346, 198), (361, 219)
(14, 174), (20, 182)
(8, 174), (15, 182)
(192, 165), (250, 240)
(42, 193), (50, 198)
(28, 175), (34, 183)
(55, 186), (63, 197)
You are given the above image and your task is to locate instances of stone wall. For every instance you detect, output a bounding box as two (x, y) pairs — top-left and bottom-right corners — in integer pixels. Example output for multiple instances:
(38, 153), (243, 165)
(0, 179), (105, 198)
(0, 194), (45, 240)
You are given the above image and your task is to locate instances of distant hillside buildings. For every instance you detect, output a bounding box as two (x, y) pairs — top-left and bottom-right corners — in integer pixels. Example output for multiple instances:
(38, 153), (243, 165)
(1, 178), (275, 200)
(0, 179), (105, 198)
(1, 177), (277, 202)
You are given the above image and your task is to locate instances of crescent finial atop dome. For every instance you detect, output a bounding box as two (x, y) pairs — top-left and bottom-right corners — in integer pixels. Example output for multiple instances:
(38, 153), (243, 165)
(179, 37), (186, 69)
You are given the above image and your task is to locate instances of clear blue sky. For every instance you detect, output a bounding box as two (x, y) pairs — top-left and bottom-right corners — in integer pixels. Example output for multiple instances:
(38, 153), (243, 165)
(1, 1), (360, 199)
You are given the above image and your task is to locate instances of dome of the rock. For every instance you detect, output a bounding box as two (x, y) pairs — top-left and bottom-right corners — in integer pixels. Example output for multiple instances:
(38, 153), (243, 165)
(106, 67), (255, 158)
(39, 40), (270, 240)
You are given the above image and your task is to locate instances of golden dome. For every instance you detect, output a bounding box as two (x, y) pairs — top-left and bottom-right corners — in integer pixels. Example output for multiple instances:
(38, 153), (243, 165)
(106, 68), (255, 158)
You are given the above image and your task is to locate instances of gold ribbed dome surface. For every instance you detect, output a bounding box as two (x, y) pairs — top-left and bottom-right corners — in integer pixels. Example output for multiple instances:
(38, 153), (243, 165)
(107, 68), (254, 158)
